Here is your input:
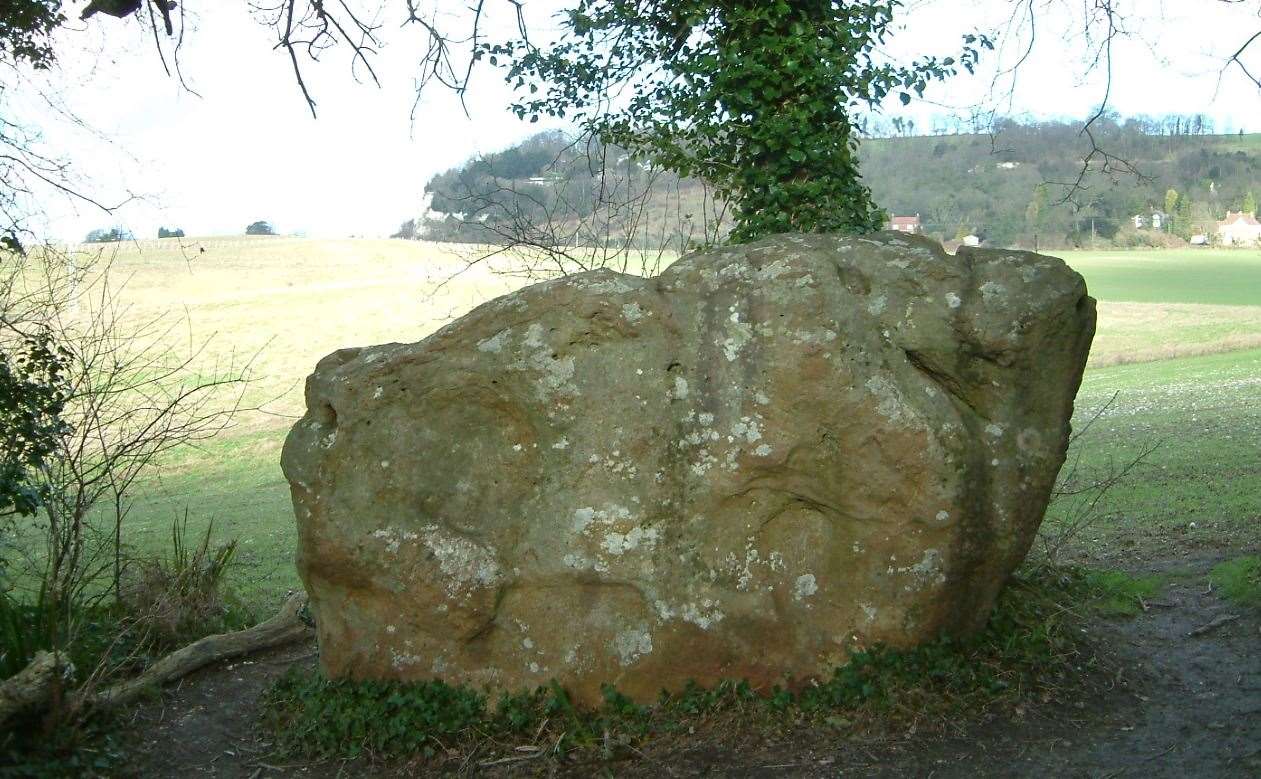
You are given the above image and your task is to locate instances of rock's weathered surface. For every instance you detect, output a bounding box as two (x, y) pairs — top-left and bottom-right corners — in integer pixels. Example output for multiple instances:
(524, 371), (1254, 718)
(281, 232), (1095, 705)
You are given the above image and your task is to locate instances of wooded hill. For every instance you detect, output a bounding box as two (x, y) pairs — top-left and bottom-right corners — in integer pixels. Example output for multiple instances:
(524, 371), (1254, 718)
(414, 118), (1261, 250)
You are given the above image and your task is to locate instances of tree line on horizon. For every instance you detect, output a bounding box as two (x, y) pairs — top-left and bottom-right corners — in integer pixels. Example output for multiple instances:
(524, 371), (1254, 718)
(83, 221), (278, 243)
(414, 114), (1260, 251)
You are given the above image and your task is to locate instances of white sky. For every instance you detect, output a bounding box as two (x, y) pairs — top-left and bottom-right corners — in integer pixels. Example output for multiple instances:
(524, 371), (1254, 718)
(13, 0), (1261, 242)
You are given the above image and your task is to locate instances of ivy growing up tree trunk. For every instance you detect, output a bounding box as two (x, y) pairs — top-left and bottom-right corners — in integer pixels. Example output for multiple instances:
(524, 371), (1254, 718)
(485, 0), (990, 242)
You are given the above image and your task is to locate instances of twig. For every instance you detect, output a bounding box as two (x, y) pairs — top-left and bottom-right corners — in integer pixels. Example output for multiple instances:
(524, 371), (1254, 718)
(478, 750), (546, 768)
(1187, 614), (1240, 638)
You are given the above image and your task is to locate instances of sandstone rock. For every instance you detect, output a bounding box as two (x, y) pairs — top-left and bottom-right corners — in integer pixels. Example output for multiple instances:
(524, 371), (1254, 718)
(281, 232), (1095, 706)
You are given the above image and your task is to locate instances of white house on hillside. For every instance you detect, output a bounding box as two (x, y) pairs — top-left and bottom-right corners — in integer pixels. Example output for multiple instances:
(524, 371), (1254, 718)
(1217, 211), (1261, 246)
(887, 214), (922, 234)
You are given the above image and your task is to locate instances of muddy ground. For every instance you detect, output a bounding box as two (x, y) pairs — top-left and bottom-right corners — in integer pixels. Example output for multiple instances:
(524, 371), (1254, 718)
(121, 544), (1259, 778)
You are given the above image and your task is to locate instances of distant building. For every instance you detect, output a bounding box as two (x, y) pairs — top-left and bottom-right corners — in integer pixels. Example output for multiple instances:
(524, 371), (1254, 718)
(1132, 211), (1169, 230)
(887, 214), (922, 234)
(996, 161), (1021, 170)
(1190, 234), (1209, 246)
(1217, 211), (1261, 246)
(962, 234), (982, 247)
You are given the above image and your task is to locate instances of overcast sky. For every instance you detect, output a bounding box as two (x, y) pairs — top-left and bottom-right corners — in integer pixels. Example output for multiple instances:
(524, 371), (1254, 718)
(15, 0), (1261, 242)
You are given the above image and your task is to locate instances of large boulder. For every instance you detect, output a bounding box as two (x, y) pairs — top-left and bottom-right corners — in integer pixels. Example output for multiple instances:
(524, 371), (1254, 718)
(281, 232), (1094, 706)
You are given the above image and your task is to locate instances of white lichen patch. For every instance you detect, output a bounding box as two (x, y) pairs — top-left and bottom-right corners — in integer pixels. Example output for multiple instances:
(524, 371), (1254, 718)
(571, 507), (597, 533)
(730, 416), (763, 444)
(601, 525), (661, 556)
(860, 603), (878, 622)
(612, 627), (653, 666)
(867, 294), (888, 315)
(671, 375), (689, 400)
(722, 315), (755, 362)
(390, 649), (423, 670)
(680, 600), (726, 630)
(791, 329), (838, 346)
(985, 423), (1005, 438)
(754, 260), (794, 280)
(945, 292), (962, 309)
(935, 510), (950, 522)
(552, 437), (570, 450)
(621, 302), (646, 323)
(793, 573), (819, 601)
(477, 329), (510, 353)
(373, 386), (384, 399)
(418, 524), (503, 595)
(689, 450), (718, 476)
(865, 376), (908, 422)
(889, 549), (947, 591)
(509, 323), (579, 402)
(1016, 428), (1042, 453)
(754, 391), (771, 406)
(754, 443), (773, 457)
(979, 281), (1006, 303)
(371, 527), (419, 554)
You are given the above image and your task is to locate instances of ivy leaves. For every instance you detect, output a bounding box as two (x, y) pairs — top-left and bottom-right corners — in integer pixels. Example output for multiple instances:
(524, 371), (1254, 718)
(481, 1), (989, 243)
(0, 330), (70, 517)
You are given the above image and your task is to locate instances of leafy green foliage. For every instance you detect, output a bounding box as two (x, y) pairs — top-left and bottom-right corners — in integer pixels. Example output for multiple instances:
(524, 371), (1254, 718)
(1209, 556), (1261, 609)
(0, 708), (127, 778)
(0, 330), (70, 517)
(483, 0), (989, 242)
(263, 567), (1096, 764)
(0, 0), (62, 69)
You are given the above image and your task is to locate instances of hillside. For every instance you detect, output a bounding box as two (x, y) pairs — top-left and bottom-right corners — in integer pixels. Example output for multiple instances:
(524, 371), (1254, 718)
(416, 119), (1261, 250)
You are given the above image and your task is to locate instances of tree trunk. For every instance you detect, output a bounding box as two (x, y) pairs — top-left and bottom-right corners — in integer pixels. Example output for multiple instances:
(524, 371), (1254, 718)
(0, 651), (70, 729)
(91, 592), (310, 709)
(0, 592), (310, 729)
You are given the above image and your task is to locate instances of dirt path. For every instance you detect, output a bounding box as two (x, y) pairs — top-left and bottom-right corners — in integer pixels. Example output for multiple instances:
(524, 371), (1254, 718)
(122, 554), (1260, 778)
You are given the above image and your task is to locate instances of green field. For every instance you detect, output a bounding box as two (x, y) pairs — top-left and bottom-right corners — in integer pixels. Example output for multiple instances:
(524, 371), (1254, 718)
(1060, 248), (1261, 306)
(27, 238), (1261, 611)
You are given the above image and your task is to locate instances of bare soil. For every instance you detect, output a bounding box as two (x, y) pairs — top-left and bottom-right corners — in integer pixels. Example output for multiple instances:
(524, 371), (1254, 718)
(120, 547), (1260, 778)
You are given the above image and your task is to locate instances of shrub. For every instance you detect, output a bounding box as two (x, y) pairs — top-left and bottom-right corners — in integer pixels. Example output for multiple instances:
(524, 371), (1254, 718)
(245, 220), (276, 236)
(119, 517), (244, 646)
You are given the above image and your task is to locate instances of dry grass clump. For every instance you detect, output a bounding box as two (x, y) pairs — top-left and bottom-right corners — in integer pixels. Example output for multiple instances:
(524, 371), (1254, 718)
(120, 517), (240, 645)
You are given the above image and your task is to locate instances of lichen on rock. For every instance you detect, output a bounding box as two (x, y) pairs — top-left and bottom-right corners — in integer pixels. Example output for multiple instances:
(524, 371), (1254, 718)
(281, 232), (1095, 706)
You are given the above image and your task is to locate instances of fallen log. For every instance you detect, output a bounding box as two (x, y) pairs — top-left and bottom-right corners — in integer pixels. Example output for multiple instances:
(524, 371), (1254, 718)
(0, 651), (71, 729)
(92, 591), (310, 709)
(0, 592), (311, 730)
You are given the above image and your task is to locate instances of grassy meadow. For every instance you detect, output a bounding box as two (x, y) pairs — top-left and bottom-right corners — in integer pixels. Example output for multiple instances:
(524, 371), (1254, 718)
(52, 237), (1261, 610)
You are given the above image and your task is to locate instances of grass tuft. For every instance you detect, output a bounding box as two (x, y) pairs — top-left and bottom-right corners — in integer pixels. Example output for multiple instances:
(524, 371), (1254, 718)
(1080, 570), (1164, 617)
(1209, 556), (1261, 609)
